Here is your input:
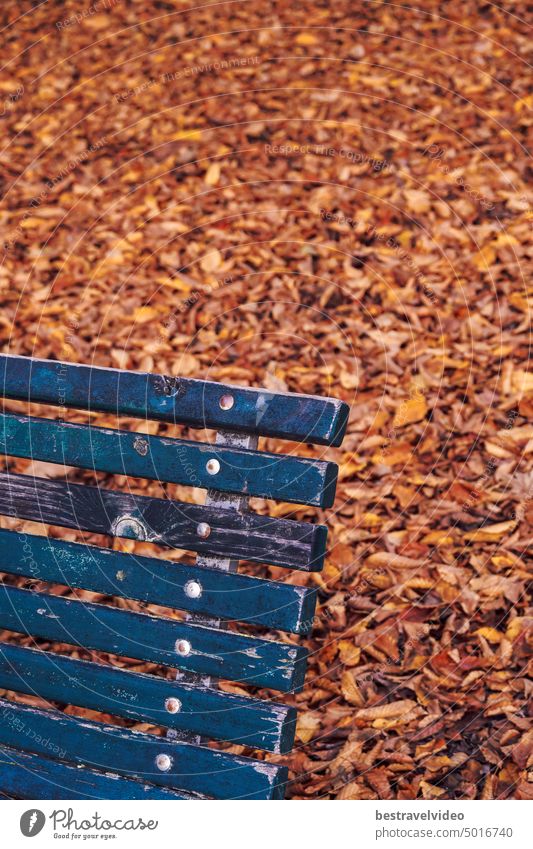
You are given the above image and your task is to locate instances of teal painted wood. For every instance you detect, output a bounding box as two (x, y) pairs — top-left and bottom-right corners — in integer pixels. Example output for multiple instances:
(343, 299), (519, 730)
(0, 413), (338, 508)
(0, 585), (307, 692)
(0, 530), (317, 635)
(0, 471), (327, 572)
(0, 745), (194, 799)
(0, 699), (288, 799)
(0, 643), (296, 753)
(0, 354), (349, 446)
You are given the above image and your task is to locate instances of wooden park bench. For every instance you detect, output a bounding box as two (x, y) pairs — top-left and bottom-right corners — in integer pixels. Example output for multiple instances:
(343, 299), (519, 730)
(0, 354), (348, 800)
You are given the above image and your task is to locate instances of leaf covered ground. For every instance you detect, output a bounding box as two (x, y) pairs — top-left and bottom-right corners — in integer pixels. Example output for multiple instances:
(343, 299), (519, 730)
(0, 1), (531, 799)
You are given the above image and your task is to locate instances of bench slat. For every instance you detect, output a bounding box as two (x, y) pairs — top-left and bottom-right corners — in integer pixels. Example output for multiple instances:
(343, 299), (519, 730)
(0, 643), (296, 753)
(0, 745), (193, 799)
(0, 699), (288, 799)
(0, 530), (317, 634)
(0, 413), (338, 507)
(0, 354), (349, 446)
(0, 471), (327, 572)
(0, 585), (307, 692)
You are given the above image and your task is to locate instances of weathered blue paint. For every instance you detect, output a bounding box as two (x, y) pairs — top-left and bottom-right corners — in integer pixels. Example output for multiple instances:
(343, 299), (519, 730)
(0, 413), (338, 508)
(0, 354), (347, 800)
(0, 699), (288, 799)
(0, 643), (297, 753)
(0, 585), (307, 692)
(0, 471), (328, 572)
(0, 530), (317, 634)
(0, 745), (193, 799)
(0, 354), (349, 446)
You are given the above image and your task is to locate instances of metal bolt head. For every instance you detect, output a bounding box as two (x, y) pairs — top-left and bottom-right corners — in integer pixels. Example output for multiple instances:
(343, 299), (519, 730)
(165, 697), (182, 714)
(155, 753), (173, 772)
(219, 393), (234, 410)
(175, 639), (191, 657)
(184, 579), (202, 599)
(112, 516), (146, 541)
(206, 458), (220, 475)
(196, 522), (211, 539)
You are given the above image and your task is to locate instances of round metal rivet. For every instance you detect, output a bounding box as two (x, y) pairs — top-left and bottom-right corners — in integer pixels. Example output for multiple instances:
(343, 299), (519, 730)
(175, 639), (191, 657)
(206, 458), (220, 475)
(196, 522), (211, 539)
(155, 753), (173, 772)
(219, 394), (234, 411)
(165, 697), (182, 714)
(184, 580), (202, 599)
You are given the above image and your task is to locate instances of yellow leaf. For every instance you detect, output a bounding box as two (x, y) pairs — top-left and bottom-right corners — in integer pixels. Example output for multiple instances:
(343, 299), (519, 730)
(360, 512), (381, 528)
(296, 32), (318, 45)
(464, 520), (517, 542)
(338, 641), (361, 666)
(509, 292), (530, 313)
(171, 129), (202, 142)
(505, 618), (527, 642)
(472, 245), (496, 270)
(133, 307), (158, 323)
(422, 531), (455, 546)
(205, 162), (221, 186)
(475, 627), (504, 643)
(393, 395), (427, 427)
(511, 369), (533, 394)
(296, 712), (320, 743)
(19, 217), (43, 229)
(491, 232), (519, 249)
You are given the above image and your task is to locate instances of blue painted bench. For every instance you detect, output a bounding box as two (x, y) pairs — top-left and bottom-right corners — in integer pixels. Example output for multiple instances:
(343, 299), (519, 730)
(0, 354), (348, 800)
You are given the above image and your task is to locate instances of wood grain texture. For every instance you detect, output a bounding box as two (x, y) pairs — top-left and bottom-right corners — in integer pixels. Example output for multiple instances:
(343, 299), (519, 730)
(0, 471), (327, 572)
(0, 412), (338, 507)
(0, 643), (297, 753)
(0, 698), (288, 799)
(0, 530), (317, 635)
(0, 585), (308, 692)
(0, 745), (193, 799)
(0, 354), (349, 446)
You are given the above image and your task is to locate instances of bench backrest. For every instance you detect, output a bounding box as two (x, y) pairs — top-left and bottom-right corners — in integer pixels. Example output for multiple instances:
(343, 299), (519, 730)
(0, 354), (348, 800)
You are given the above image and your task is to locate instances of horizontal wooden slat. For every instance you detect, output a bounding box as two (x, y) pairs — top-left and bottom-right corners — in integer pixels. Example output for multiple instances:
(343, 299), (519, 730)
(0, 698), (288, 799)
(0, 585), (307, 692)
(0, 530), (317, 635)
(0, 745), (193, 799)
(0, 471), (327, 571)
(0, 354), (349, 446)
(0, 412), (338, 507)
(0, 643), (296, 753)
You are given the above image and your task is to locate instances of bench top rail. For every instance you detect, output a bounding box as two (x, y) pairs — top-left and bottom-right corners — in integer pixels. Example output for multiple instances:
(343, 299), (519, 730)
(0, 354), (349, 446)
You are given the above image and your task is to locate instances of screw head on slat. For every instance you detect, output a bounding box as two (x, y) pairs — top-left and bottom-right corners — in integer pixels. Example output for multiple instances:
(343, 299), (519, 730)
(219, 393), (234, 410)
(206, 458), (220, 475)
(184, 579), (202, 599)
(196, 522), (211, 538)
(175, 639), (191, 657)
(155, 753), (173, 772)
(165, 697), (182, 714)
